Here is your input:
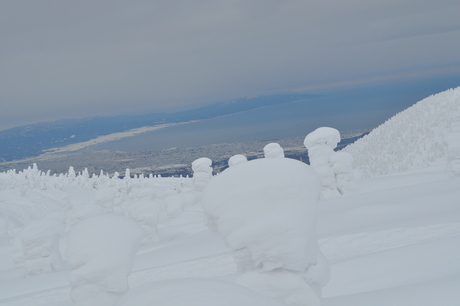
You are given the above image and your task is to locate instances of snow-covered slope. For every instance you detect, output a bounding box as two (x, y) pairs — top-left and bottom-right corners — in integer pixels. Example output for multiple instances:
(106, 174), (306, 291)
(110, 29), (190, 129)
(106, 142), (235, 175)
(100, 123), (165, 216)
(0, 164), (459, 305)
(344, 86), (460, 177)
(1, 88), (460, 305)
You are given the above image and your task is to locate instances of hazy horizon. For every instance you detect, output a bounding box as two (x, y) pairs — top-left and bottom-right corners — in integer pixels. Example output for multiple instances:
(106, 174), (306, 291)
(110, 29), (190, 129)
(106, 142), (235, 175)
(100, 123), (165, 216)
(2, 1), (460, 131)
(91, 75), (460, 152)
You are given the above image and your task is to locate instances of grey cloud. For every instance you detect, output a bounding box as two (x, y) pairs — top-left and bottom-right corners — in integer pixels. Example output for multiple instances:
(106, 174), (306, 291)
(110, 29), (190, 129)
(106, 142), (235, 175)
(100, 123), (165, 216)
(1, 0), (460, 130)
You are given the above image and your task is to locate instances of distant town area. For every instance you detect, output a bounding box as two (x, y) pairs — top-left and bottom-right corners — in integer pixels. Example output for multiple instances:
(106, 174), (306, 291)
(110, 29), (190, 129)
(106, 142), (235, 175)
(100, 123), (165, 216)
(0, 129), (369, 177)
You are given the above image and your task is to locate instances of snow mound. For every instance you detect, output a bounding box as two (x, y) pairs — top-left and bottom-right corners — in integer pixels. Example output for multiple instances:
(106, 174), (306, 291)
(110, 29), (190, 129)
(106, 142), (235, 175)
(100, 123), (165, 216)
(344, 87), (460, 176)
(20, 217), (64, 275)
(66, 215), (143, 305)
(201, 157), (328, 305)
(201, 158), (322, 272)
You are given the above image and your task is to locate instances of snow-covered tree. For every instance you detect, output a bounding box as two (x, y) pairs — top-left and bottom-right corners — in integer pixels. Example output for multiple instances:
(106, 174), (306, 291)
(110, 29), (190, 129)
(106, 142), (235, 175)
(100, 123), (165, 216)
(264, 143), (285, 158)
(304, 127), (341, 199)
(201, 157), (328, 306)
(344, 87), (460, 176)
(191, 157), (213, 191)
(66, 215), (143, 306)
(228, 154), (248, 167)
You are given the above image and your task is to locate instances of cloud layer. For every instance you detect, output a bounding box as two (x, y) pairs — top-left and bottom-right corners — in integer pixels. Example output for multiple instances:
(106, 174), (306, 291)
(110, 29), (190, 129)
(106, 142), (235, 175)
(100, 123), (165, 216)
(1, 0), (460, 130)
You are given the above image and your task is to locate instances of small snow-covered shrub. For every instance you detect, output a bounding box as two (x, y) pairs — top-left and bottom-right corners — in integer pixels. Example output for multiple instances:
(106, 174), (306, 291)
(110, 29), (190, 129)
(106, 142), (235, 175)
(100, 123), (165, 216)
(201, 157), (328, 305)
(192, 157), (213, 191)
(264, 143), (285, 158)
(66, 215), (143, 306)
(304, 127), (341, 199)
(228, 154), (248, 167)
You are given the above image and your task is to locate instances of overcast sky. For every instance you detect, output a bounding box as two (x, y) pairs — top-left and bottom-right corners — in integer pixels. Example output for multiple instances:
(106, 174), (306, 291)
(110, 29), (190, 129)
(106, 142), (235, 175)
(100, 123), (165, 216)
(1, 0), (460, 131)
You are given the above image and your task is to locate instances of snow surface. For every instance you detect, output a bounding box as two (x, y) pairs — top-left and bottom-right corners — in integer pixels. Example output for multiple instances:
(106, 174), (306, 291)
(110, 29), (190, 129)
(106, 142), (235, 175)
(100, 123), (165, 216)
(201, 157), (325, 305)
(0, 163), (458, 306)
(0, 87), (460, 305)
(117, 278), (284, 306)
(66, 215), (143, 305)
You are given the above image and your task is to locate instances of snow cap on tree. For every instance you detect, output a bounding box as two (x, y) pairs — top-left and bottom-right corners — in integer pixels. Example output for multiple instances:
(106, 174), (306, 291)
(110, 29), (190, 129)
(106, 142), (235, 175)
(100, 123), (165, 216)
(304, 127), (340, 149)
(263, 143), (285, 158)
(192, 157), (213, 173)
(228, 154), (248, 167)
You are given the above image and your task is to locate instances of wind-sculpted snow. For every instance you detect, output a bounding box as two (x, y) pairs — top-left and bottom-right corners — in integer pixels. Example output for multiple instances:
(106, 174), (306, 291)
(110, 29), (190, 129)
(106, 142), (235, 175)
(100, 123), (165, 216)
(66, 215), (143, 305)
(304, 127), (355, 198)
(201, 157), (328, 305)
(344, 87), (460, 176)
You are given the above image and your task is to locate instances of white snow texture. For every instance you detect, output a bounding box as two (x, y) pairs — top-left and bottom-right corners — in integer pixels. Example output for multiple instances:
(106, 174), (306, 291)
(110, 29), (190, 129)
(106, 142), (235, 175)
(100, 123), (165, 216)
(0, 86), (460, 306)
(201, 157), (328, 305)
(344, 86), (460, 176)
(66, 215), (143, 306)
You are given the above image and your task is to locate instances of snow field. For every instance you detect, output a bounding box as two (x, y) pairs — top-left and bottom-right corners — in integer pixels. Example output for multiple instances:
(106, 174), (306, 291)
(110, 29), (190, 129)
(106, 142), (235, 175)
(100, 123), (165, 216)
(1, 164), (458, 306)
(1, 87), (460, 305)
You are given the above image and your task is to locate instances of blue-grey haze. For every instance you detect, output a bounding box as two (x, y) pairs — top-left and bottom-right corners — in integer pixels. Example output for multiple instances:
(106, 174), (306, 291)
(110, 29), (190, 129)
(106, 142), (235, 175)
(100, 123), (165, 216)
(92, 74), (460, 152)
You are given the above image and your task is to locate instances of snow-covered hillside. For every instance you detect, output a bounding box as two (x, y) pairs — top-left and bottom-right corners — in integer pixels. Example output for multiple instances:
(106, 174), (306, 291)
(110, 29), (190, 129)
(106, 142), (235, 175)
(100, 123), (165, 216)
(0, 88), (459, 305)
(344, 86), (460, 177)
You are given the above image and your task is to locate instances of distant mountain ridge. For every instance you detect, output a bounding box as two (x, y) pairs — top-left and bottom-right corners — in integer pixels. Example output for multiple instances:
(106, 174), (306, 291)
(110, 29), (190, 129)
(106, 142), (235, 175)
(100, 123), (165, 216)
(0, 93), (316, 162)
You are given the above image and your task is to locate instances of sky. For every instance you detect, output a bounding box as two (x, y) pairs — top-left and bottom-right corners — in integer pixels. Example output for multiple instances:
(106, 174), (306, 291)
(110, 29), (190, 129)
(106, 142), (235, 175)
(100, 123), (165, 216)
(1, 0), (460, 131)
